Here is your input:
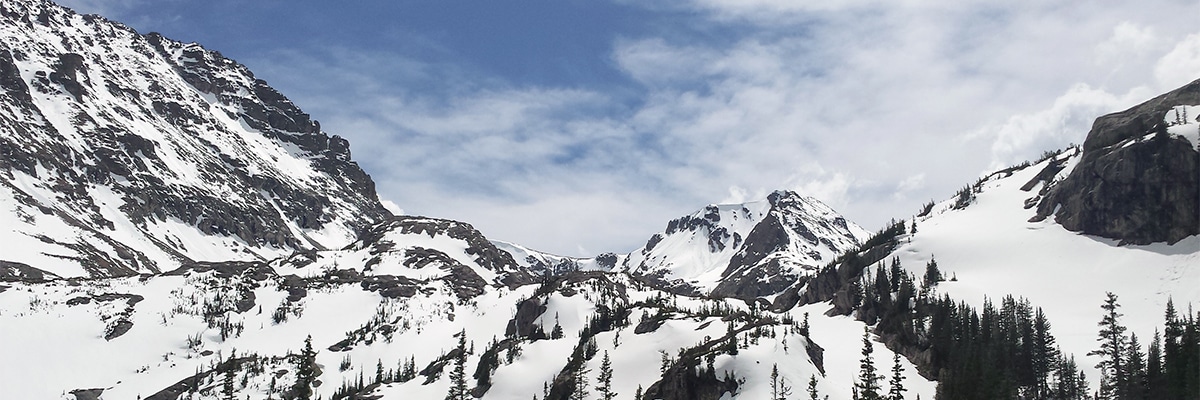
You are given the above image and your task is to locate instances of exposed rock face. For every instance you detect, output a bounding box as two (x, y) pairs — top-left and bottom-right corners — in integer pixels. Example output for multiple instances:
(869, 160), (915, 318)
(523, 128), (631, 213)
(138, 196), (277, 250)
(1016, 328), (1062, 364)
(0, 0), (389, 279)
(711, 191), (867, 300)
(0, 260), (60, 282)
(1034, 79), (1200, 245)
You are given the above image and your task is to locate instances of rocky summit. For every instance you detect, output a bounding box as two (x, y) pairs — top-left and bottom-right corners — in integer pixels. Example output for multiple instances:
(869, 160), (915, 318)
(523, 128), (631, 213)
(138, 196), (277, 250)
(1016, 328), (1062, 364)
(0, 0), (389, 279)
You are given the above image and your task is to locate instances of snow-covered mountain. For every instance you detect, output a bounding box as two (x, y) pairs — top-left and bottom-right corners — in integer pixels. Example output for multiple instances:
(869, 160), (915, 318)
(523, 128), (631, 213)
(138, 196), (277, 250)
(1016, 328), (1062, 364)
(619, 190), (869, 299)
(0, 0), (389, 280)
(499, 190), (869, 301)
(1, 1), (1196, 399)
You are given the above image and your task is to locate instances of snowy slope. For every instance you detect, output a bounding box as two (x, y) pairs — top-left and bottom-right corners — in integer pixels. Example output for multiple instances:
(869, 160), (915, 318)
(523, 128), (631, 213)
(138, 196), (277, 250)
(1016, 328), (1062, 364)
(0, 238), (936, 400)
(0, 0), (388, 280)
(888, 146), (1199, 390)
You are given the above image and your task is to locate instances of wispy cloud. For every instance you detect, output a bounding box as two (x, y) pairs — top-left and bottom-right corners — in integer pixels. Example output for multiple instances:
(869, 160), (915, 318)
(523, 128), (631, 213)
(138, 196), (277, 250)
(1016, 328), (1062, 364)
(238, 0), (1198, 256)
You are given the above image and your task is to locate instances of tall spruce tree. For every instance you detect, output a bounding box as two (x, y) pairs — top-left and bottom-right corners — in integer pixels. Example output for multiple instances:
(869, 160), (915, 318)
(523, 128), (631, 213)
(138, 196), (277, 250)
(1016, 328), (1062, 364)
(1123, 333), (1147, 400)
(597, 351), (616, 400)
(1053, 353), (1088, 400)
(726, 321), (739, 355)
(222, 351), (236, 400)
(1163, 298), (1185, 400)
(294, 335), (317, 400)
(768, 363), (793, 400)
(887, 352), (906, 400)
(1146, 329), (1166, 399)
(570, 358), (591, 400)
(771, 364), (781, 400)
(1031, 307), (1059, 398)
(446, 329), (469, 400)
(1088, 292), (1127, 400)
(854, 327), (883, 400)
(1183, 307), (1199, 400)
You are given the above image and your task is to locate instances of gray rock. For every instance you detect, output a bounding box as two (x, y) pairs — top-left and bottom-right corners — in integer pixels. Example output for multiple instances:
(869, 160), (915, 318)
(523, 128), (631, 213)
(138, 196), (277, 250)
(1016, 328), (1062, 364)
(1034, 78), (1200, 245)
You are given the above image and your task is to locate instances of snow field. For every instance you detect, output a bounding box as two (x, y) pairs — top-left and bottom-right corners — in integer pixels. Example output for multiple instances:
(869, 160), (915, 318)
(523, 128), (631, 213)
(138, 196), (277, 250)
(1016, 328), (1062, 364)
(891, 150), (1200, 391)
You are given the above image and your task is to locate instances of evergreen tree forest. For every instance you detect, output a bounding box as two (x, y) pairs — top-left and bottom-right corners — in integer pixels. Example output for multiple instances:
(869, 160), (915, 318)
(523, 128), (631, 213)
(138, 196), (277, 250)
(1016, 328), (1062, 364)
(844, 256), (1200, 400)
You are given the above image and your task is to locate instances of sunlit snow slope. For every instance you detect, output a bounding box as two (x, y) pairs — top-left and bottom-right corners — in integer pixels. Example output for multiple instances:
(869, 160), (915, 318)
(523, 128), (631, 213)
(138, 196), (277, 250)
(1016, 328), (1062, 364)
(891, 145), (1199, 389)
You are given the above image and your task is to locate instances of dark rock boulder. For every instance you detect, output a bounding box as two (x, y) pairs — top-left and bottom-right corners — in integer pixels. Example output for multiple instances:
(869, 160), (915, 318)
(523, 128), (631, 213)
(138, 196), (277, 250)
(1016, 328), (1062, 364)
(104, 319), (133, 340)
(1034, 78), (1200, 244)
(505, 297), (548, 339)
(0, 260), (59, 282)
(441, 264), (488, 299)
(360, 275), (421, 299)
(164, 260), (277, 281)
(69, 388), (103, 400)
(48, 53), (87, 101)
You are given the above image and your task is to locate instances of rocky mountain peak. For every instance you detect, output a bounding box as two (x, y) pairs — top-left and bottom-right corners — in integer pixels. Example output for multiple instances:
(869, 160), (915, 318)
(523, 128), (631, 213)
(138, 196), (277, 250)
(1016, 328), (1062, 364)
(622, 190), (868, 299)
(0, 0), (389, 280)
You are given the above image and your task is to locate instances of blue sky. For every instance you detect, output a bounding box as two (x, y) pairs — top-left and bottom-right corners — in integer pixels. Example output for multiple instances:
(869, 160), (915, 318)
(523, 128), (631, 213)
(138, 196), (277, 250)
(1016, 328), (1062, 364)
(61, 0), (1200, 256)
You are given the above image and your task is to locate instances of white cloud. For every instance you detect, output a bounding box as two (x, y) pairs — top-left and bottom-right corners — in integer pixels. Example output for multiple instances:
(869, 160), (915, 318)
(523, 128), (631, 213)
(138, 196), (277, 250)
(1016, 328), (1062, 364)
(894, 173), (926, 201)
(1095, 22), (1158, 66)
(379, 199), (404, 216)
(984, 83), (1147, 170)
(1155, 33), (1200, 89)
(239, 0), (1200, 256)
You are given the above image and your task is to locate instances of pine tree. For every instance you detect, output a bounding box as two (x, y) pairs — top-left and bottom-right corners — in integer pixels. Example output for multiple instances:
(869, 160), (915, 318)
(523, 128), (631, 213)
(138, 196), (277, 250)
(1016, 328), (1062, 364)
(597, 351), (616, 400)
(1146, 329), (1166, 399)
(570, 358), (591, 400)
(726, 321), (739, 355)
(294, 335), (317, 400)
(222, 351), (236, 400)
(921, 256), (940, 289)
(1123, 333), (1147, 400)
(889, 257), (903, 292)
(1163, 298), (1186, 400)
(808, 374), (821, 400)
(771, 364), (781, 400)
(1088, 292), (1127, 400)
(400, 355), (417, 382)
(1031, 307), (1060, 398)
(551, 313), (564, 339)
(1181, 307), (1200, 400)
(446, 329), (469, 400)
(1053, 353), (1086, 400)
(635, 385), (644, 400)
(854, 327), (883, 400)
(887, 352), (906, 400)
